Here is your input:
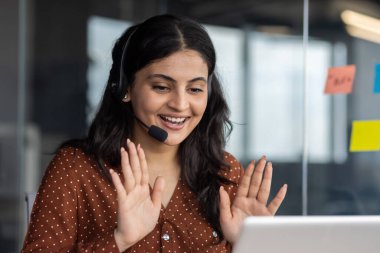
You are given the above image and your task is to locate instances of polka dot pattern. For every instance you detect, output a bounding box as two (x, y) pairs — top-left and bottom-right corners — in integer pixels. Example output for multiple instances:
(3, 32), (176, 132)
(21, 147), (244, 253)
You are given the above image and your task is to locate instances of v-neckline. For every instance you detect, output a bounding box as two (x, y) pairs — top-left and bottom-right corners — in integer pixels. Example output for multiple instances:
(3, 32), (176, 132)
(160, 179), (180, 211)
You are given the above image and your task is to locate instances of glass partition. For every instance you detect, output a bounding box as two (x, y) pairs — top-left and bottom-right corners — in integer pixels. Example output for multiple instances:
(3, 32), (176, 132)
(307, 0), (380, 215)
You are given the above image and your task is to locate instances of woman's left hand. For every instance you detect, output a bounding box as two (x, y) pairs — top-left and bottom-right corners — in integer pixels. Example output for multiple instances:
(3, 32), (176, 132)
(219, 156), (287, 244)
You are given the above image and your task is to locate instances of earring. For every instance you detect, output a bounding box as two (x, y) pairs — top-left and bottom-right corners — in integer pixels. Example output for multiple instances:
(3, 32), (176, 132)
(122, 93), (130, 102)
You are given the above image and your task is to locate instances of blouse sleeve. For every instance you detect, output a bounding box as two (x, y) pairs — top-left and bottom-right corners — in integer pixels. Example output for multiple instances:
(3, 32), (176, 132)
(21, 147), (120, 253)
(221, 152), (245, 201)
(217, 152), (245, 252)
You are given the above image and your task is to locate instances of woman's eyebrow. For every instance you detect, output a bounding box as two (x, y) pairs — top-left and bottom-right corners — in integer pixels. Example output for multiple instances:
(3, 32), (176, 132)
(147, 74), (207, 84)
(189, 77), (207, 84)
(147, 74), (175, 82)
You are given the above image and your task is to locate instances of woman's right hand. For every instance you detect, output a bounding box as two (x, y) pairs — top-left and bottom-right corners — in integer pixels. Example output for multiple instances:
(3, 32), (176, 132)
(110, 139), (165, 252)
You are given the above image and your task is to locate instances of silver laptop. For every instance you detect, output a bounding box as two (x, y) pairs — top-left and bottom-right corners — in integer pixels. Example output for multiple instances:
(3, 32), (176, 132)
(233, 216), (380, 253)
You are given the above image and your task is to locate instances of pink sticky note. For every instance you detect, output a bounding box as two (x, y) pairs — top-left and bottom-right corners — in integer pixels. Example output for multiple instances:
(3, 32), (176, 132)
(324, 65), (356, 94)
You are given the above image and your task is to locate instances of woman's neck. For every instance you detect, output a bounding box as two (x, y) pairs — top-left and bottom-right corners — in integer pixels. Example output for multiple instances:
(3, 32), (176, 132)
(143, 144), (179, 170)
(131, 126), (180, 177)
(141, 142), (181, 186)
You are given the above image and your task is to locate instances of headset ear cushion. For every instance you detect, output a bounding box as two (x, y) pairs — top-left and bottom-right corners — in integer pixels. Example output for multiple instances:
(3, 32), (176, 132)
(111, 82), (118, 93)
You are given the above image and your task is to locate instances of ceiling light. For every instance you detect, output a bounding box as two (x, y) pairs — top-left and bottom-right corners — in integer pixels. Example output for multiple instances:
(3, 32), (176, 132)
(345, 25), (380, 44)
(341, 10), (380, 44)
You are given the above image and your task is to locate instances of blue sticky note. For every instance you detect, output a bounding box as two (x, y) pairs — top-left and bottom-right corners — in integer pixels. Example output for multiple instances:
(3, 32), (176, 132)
(375, 63), (380, 94)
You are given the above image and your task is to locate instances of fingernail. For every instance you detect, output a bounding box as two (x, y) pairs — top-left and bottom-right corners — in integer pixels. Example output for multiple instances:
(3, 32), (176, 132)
(127, 138), (131, 144)
(283, 184), (288, 189)
(262, 155), (266, 160)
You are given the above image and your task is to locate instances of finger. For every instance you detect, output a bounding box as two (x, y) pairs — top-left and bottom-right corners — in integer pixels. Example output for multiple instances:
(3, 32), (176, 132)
(121, 147), (135, 193)
(219, 186), (232, 223)
(151, 176), (165, 208)
(110, 169), (127, 200)
(127, 139), (142, 185)
(257, 162), (273, 204)
(236, 161), (255, 197)
(268, 184), (288, 215)
(248, 156), (266, 198)
(137, 145), (149, 185)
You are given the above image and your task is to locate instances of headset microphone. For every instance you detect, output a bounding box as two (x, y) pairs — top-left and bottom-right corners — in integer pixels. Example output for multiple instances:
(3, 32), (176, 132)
(134, 116), (168, 142)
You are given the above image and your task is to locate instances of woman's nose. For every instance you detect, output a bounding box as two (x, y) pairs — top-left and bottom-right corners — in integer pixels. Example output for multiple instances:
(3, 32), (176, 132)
(167, 90), (189, 111)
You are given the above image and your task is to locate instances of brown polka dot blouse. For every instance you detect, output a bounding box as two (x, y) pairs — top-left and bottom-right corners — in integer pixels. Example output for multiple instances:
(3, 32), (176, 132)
(22, 147), (244, 252)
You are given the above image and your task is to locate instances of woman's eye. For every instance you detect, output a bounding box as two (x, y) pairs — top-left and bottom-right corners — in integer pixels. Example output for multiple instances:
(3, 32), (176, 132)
(189, 88), (204, 94)
(153, 85), (170, 92)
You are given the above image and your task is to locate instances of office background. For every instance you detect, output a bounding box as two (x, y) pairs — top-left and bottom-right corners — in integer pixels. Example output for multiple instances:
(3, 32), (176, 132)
(1, 0), (380, 251)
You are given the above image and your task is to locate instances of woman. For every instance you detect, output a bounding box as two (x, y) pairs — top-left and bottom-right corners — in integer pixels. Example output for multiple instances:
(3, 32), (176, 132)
(22, 14), (287, 252)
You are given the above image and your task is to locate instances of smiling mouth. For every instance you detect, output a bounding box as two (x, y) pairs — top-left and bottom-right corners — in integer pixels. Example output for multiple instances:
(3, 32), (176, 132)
(159, 115), (188, 125)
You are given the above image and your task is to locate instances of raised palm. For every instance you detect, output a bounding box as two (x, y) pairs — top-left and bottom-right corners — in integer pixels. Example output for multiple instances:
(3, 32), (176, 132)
(219, 157), (287, 244)
(110, 140), (164, 251)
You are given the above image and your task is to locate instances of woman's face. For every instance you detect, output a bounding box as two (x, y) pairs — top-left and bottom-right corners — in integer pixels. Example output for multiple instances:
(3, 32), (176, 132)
(126, 49), (209, 146)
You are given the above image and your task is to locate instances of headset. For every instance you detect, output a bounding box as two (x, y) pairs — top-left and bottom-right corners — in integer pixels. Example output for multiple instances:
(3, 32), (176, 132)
(111, 27), (138, 100)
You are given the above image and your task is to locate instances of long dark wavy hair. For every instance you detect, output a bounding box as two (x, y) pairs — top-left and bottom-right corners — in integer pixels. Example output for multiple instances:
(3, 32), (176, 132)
(61, 14), (233, 239)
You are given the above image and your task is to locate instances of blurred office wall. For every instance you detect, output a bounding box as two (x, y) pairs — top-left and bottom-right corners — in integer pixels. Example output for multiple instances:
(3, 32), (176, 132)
(1, 0), (380, 252)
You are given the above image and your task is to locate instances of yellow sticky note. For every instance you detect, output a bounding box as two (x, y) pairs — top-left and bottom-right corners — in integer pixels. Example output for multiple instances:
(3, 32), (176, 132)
(350, 120), (380, 152)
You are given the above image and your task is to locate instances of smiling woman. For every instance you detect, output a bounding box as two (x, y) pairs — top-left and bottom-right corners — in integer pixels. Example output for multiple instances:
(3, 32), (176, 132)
(128, 50), (209, 146)
(21, 14), (287, 253)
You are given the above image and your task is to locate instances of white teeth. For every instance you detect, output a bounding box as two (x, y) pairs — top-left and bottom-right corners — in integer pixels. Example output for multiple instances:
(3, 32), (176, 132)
(161, 116), (186, 124)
